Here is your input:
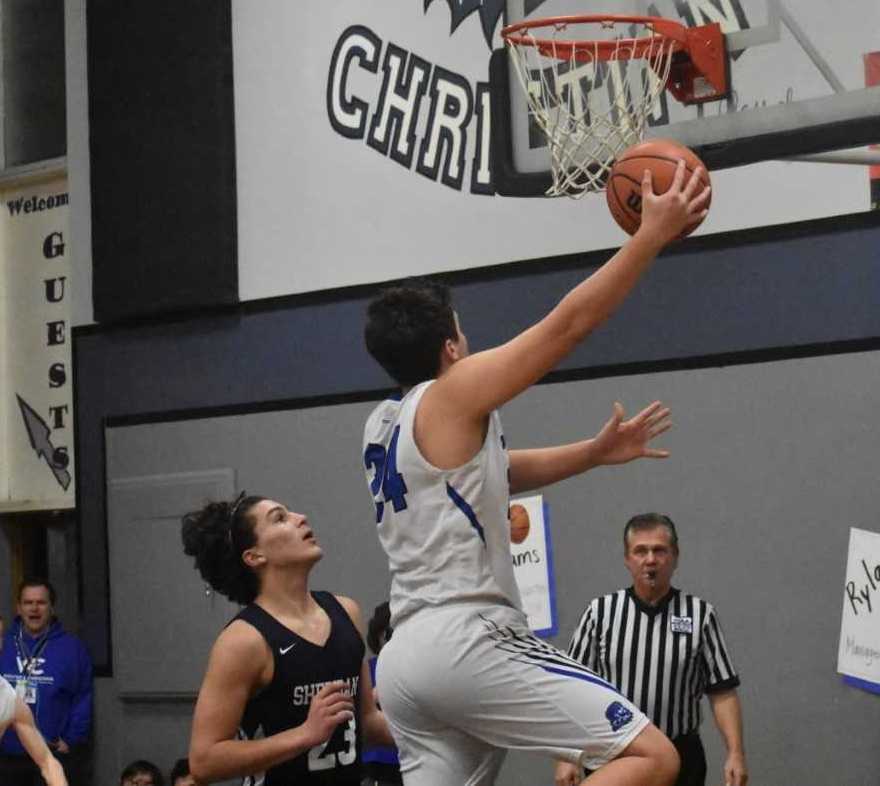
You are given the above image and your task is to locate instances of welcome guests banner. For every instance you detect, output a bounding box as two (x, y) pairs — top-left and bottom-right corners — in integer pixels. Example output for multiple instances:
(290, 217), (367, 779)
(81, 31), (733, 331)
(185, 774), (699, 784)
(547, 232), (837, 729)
(0, 176), (74, 511)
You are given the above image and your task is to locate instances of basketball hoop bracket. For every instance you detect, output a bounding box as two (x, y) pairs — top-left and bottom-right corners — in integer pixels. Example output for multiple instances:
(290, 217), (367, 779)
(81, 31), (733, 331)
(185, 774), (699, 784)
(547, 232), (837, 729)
(668, 23), (729, 104)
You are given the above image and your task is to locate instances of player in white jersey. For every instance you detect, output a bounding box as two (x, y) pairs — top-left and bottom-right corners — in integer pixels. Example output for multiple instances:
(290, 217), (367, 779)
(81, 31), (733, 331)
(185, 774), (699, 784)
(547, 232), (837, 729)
(362, 163), (709, 786)
(0, 677), (68, 786)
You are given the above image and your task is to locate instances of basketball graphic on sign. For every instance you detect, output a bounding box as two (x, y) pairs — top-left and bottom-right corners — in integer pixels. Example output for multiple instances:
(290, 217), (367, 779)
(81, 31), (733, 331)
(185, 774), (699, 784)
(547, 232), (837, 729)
(509, 503), (530, 544)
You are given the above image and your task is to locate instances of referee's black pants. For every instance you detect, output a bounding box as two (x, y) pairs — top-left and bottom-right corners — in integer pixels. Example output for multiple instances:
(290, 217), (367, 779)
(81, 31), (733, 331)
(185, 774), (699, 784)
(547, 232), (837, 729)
(672, 732), (708, 786)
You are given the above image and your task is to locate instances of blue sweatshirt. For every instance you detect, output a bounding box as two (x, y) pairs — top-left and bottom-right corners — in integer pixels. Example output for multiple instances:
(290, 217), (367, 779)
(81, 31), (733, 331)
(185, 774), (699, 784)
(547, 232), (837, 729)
(0, 617), (93, 755)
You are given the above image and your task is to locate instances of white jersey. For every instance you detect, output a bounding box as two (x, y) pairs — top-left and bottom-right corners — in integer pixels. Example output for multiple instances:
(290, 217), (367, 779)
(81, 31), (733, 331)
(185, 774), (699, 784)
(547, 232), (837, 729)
(0, 677), (15, 728)
(363, 381), (524, 625)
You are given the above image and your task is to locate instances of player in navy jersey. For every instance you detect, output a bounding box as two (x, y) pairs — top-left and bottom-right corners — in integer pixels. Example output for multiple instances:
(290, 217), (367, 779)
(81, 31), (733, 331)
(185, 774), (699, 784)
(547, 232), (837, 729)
(181, 493), (394, 785)
(362, 164), (710, 786)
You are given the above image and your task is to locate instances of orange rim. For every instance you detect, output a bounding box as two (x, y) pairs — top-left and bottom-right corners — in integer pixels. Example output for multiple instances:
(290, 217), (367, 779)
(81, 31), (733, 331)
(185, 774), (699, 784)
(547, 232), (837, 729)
(501, 14), (687, 62)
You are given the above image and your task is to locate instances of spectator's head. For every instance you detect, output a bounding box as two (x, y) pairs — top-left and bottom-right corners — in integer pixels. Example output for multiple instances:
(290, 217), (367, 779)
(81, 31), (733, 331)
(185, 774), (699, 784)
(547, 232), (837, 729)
(120, 760), (164, 786)
(182, 495), (323, 606)
(169, 758), (195, 786)
(366, 601), (393, 655)
(623, 513), (679, 600)
(365, 281), (465, 386)
(17, 578), (56, 637)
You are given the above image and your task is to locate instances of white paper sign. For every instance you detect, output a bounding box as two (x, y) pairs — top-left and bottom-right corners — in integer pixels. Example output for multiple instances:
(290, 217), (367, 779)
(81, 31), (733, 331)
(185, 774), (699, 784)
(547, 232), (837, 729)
(837, 527), (880, 687)
(0, 177), (75, 510)
(509, 494), (557, 637)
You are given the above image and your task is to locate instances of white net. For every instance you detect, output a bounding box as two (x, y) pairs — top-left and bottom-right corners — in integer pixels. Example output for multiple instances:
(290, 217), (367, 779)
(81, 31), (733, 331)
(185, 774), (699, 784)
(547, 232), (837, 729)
(505, 19), (677, 198)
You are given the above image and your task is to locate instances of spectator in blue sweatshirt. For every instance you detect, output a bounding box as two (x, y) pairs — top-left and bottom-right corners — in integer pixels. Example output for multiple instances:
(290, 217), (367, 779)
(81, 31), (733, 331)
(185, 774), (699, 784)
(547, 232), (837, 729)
(0, 578), (93, 786)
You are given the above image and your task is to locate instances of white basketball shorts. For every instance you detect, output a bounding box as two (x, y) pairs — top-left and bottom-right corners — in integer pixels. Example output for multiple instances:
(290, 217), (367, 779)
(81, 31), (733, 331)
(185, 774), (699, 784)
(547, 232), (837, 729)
(376, 602), (648, 786)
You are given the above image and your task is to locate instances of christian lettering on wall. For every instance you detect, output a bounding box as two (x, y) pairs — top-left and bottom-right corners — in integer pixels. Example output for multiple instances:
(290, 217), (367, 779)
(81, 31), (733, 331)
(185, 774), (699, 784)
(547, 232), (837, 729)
(1, 178), (74, 508)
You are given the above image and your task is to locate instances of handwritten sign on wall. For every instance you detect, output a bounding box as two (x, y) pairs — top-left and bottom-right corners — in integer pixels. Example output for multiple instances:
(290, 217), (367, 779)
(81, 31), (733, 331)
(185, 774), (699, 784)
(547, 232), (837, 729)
(837, 527), (880, 690)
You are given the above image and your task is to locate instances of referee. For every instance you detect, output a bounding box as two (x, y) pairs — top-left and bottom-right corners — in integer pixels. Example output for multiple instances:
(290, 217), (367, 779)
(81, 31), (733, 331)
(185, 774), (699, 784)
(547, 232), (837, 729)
(555, 513), (748, 786)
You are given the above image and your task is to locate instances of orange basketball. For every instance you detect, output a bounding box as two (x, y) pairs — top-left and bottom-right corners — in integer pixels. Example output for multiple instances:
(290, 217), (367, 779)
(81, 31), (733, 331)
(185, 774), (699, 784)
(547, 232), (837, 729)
(509, 504), (530, 544)
(605, 138), (711, 237)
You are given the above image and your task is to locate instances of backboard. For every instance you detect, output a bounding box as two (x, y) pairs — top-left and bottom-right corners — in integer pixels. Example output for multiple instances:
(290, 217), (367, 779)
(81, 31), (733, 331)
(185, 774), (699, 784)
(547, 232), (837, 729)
(493, 0), (880, 195)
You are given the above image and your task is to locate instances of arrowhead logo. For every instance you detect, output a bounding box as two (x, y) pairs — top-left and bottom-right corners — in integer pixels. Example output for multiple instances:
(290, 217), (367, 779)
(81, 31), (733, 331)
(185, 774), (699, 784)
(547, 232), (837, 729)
(423, 0), (549, 47)
(16, 394), (71, 491)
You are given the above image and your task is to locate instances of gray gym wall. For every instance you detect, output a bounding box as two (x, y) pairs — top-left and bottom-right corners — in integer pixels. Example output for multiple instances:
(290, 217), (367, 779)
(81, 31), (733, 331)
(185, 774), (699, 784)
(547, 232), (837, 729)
(99, 350), (880, 786)
(75, 210), (880, 783)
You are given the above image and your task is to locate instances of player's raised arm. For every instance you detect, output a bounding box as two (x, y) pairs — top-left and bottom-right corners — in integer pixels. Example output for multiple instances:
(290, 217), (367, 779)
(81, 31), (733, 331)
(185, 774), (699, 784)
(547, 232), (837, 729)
(13, 698), (68, 786)
(508, 400), (672, 493)
(433, 161), (708, 420)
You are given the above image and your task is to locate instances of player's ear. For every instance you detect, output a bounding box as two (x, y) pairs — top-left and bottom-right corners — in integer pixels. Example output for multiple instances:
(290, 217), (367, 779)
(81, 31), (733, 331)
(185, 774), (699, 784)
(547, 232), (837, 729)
(242, 547), (266, 569)
(445, 336), (464, 361)
(438, 338), (457, 370)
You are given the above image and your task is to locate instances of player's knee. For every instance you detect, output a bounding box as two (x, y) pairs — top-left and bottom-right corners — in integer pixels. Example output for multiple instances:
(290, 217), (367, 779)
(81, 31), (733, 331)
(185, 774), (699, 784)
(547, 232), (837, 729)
(628, 725), (679, 786)
(661, 745), (680, 785)
(651, 733), (679, 786)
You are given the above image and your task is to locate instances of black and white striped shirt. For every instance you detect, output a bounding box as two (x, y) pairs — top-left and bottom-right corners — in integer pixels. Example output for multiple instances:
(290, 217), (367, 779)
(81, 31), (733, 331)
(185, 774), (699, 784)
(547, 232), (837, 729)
(567, 587), (740, 740)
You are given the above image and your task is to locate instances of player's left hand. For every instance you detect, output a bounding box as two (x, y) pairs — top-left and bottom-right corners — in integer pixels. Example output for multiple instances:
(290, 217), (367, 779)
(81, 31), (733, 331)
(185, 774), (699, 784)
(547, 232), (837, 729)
(723, 751), (748, 786)
(554, 759), (581, 786)
(591, 401), (671, 465)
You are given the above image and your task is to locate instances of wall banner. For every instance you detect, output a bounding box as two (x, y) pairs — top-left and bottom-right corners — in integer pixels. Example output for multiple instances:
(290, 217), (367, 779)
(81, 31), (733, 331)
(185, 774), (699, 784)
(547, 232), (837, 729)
(837, 527), (880, 693)
(1, 177), (74, 510)
(510, 494), (557, 637)
(233, 1), (878, 300)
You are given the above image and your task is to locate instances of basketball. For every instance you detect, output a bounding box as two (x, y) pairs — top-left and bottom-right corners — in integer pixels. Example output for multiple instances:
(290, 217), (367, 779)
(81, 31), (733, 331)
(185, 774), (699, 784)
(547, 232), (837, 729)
(509, 503), (530, 544)
(605, 139), (711, 237)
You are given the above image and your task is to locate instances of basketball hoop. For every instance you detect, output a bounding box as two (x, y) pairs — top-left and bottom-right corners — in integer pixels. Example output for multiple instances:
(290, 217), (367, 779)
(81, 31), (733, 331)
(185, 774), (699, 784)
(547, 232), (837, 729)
(501, 15), (728, 197)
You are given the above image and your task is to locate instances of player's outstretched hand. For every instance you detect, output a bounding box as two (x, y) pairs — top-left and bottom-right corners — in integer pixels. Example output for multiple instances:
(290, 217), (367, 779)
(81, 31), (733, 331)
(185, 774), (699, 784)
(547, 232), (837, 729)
(301, 681), (354, 748)
(637, 159), (710, 246)
(591, 401), (672, 466)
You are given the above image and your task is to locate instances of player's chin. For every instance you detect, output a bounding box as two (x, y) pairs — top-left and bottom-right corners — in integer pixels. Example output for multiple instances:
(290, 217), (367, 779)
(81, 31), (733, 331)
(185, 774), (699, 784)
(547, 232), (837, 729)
(287, 543), (323, 568)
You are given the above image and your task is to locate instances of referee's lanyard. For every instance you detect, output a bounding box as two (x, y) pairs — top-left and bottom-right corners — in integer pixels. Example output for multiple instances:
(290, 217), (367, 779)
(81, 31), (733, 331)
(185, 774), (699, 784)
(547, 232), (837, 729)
(14, 626), (50, 705)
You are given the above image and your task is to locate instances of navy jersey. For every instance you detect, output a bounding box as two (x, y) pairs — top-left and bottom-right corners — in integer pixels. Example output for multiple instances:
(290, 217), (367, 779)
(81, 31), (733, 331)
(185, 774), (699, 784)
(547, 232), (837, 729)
(236, 592), (364, 785)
